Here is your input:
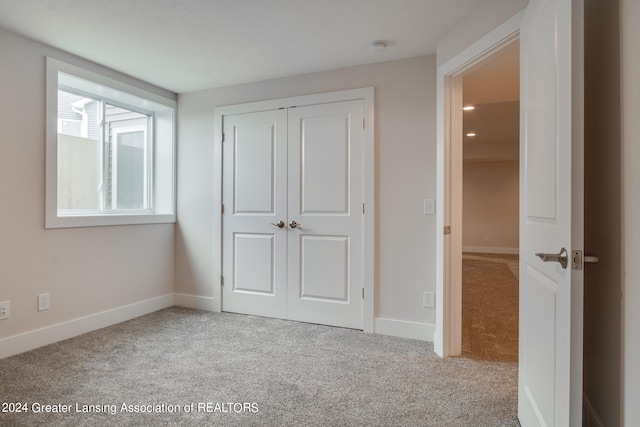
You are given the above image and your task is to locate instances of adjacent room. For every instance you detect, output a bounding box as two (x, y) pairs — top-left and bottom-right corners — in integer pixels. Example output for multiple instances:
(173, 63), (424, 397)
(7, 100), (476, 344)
(460, 42), (520, 362)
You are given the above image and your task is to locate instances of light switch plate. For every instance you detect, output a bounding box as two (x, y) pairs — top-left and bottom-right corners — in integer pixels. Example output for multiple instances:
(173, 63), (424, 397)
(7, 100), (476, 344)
(423, 292), (435, 308)
(424, 199), (435, 215)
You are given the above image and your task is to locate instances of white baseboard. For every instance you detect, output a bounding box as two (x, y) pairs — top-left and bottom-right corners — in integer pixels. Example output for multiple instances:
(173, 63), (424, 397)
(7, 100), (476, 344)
(174, 293), (217, 311)
(463, 245), (519, 255)
(1, 296), (433, 359)
(583, 394), (606, 427)
(0, 294), (174, 360)
(374, 318), (435, 342)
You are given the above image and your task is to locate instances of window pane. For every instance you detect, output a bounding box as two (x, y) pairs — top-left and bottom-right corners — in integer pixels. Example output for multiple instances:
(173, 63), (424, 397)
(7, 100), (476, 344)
(57, 90), (101, 211)
(106, 104), (149, 210)
(115, 130), (146, 209)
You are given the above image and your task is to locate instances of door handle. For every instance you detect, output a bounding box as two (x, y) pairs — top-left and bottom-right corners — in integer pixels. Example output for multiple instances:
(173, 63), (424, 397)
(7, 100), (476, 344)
(289, 221), (299, 229)
(535, 247), (568, 269)
(270, 221), (285, 228)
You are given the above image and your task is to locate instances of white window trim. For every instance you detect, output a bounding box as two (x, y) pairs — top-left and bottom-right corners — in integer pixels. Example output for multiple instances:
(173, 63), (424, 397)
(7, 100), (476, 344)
(45, 57), (176, 228)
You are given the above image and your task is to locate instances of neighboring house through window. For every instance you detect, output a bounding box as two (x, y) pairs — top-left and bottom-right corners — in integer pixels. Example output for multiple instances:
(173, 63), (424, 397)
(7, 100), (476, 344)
(46, 58), (176, 228)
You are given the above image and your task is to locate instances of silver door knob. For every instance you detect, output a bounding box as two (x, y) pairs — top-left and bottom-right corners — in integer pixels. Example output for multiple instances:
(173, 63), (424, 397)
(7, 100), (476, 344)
(289, 221), (299, 229)
(535, 247), (568, 269)
(270, 221), (285, 228)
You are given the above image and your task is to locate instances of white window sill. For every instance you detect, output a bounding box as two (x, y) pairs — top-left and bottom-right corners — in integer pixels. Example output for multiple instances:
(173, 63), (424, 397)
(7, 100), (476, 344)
(45, 213), (176, 229)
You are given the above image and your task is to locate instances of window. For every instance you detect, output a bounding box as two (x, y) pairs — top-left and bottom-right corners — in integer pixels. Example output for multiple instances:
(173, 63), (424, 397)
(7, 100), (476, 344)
(46, 58), (176, 228)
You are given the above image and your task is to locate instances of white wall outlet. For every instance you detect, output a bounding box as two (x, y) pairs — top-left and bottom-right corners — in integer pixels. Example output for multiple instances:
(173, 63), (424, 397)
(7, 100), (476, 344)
(0, 301), (10, 320)
(423, 292), (435, 308)
(484, 235), (490, 242)
(38, 293), (50, 312)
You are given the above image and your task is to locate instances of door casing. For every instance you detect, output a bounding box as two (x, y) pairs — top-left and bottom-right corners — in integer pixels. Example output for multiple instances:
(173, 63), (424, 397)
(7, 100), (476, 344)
(435, 12), (523, 357)
(213, 87), (375, 333)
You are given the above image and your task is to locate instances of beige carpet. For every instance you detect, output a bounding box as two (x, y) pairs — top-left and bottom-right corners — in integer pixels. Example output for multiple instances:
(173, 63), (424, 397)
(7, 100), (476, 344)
(462, 253), (519, 362)
(0, 307), (520, 426)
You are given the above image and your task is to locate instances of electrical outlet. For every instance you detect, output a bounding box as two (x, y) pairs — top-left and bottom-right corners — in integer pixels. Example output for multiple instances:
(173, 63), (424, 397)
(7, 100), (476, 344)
(38, 293), (50, 312)
(423, 292), (435, 308)
(0, 301), (10, 320)
(484, 235), (490, 242)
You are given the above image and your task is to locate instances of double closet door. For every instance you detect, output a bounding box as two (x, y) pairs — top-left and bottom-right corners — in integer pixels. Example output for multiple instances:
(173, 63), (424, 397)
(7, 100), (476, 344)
(221, 100), (364, 329)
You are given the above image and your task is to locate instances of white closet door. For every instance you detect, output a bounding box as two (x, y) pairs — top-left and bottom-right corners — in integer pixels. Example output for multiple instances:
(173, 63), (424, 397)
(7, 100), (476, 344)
(222, 109), (288, 319)
(286, 100), (364, 329)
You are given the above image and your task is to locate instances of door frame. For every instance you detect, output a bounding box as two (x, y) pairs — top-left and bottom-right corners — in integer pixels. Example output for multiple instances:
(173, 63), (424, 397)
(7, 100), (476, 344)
(435, 13), (523, 357)
(212, 87), (375, 333)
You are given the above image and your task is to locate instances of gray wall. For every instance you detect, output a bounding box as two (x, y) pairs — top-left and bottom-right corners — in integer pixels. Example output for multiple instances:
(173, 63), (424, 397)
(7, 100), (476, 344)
(621, 0), (640, 424)
(0, 28), (175, 344)
(176, 56), (438, 333)
(436, 0), (530, 66)
(463, 160), (519, 252)
(584, 0), (622, 425)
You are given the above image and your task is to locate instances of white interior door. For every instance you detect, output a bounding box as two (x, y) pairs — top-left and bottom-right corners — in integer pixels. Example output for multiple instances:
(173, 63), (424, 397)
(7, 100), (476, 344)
(222, 100), (364, 330)
(286, 100), (364, 329)
(222, 109), (288, 319)
(518, 0), (584, 425)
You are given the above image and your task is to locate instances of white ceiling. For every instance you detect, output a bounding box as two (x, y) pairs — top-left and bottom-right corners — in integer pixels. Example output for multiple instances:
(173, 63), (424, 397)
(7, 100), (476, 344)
(0, 0), (489, 93)
(462, 42), (520, 161)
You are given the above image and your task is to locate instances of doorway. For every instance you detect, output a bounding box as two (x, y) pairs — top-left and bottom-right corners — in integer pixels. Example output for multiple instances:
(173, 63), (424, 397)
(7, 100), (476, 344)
(460, 43), (520, 361)
(434, 21), (521, 357)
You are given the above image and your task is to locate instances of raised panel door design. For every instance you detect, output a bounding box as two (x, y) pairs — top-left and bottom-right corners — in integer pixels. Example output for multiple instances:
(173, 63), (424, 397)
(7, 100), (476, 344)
(222, 99), (364, 330)
(524, 2), (558, 220)
(233, 122), (276, 214)
(299, 235), (349, 302)
(287, 100), (364, 329)
(233, 233), (275, 295)
(520, 264), (559, 422)
(519, 0), (584, 425)
(299, 114), (349, 214)
(222, 110), (287, 319)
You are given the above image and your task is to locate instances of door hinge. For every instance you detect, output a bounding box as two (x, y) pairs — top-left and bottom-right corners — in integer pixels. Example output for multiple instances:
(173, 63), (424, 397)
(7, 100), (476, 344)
(221, 132), (225, 143)
(221, 275), (224, 286)
(362, 288), (364, 299)
(362, 203), (365, 214)
(444, 226), (451, 235)
(362, 118), (365, 130)
(221, 204), (224, 214)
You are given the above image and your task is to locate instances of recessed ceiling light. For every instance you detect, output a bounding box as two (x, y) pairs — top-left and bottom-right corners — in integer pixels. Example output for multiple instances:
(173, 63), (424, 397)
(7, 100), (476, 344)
(466, 132), (476, 137)
(368, 41), (387, 53)
(463, 106), (475, 111)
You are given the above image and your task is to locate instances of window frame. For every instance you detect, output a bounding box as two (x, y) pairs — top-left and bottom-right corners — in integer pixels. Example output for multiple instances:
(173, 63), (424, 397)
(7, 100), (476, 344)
(45, 57), (176, 228)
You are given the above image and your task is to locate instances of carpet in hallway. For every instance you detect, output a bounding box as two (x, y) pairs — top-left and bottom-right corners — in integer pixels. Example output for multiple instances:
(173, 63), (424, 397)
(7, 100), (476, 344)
(462, 254), (519, 362)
